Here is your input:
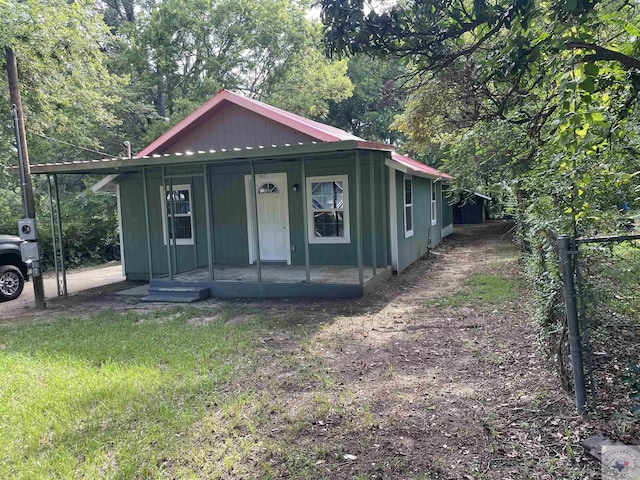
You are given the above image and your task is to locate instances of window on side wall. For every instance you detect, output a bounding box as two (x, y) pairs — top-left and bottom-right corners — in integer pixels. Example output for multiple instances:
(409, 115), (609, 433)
(404, 175), (413, 238)
(431, 180), (437, 226)
(307, 175), (350, 244)
(160, 184), (194, 245)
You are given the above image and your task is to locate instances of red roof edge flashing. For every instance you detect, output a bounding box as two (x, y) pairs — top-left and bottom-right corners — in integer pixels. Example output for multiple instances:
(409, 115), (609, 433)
(391, 152), (452, 180)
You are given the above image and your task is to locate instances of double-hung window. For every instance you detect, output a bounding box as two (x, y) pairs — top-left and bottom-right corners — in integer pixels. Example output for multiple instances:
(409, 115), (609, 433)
(404, 175), (413, 238)
(306, 175), (350, 244)
(160, 184), (194, 245)
(431, 180), (437, 226)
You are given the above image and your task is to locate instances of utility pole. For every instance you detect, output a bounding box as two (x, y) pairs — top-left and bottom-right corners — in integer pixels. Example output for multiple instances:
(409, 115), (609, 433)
(6, 47), (46, 309)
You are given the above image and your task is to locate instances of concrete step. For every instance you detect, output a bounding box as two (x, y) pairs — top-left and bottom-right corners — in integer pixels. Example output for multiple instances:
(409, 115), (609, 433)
(141, 285), (210, 303)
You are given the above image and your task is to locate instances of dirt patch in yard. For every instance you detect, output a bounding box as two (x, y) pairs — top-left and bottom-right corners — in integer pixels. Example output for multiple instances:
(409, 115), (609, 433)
(229, 221), (601, 479)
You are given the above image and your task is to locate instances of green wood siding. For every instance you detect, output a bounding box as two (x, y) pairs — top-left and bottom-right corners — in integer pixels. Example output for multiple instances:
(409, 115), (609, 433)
(120, 170), (209, 280)
(442, 184), (453, 226)
(119, 150), (389, 280)
(394, 172), (444, 273)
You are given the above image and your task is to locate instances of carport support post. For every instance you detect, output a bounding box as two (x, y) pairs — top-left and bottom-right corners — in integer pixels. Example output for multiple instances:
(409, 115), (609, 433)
(142, 168), (153, 281)
(203, 164), (214, 281)
(250, 161), (262, 282)
(47, 175), (60, 295)
(369, 152), (377, 276)
(301, 157), (311, 283)
(558, 235), (587, 413)
(356, 151), (364, 286)
(53, 174), (67, 296)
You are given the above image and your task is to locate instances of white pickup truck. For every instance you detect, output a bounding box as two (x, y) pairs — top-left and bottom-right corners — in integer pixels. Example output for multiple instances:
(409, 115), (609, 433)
(0, 234), (29, 301)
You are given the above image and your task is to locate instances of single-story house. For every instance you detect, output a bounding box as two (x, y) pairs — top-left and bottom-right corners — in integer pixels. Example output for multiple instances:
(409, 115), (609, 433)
(31, 89), (452, 300)
(452, 191), (491, 224)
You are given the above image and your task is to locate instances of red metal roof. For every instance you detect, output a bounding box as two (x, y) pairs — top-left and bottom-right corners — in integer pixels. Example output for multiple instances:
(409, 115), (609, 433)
(137, 89), (451, 179)
(391, 152), (452, 180)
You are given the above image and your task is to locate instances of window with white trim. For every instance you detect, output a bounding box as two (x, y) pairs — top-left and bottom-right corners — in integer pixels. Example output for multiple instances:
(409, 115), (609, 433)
(431, 180), (437, 226)
(404, 175), (413, 238)
(160, 184), (194, 245)
(306, 175), (350, 244)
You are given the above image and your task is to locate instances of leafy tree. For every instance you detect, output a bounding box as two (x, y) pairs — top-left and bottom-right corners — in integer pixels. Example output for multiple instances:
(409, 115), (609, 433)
(320, 0), (640, 234)
(0, 0), (122, 258)
(101, 0), (354, 149)
(327, 55), (408, 144)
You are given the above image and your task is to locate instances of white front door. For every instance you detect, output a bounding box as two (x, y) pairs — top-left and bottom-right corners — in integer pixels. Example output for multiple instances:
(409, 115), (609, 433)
(245, 173), (291, 263)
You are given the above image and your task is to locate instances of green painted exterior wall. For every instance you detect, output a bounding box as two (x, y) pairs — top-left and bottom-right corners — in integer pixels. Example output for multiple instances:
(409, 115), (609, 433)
(394, 171), (443, 273)
(441, 184), (453, 226)
(119, 168), (209, 281)
(119, 151), (390, 280)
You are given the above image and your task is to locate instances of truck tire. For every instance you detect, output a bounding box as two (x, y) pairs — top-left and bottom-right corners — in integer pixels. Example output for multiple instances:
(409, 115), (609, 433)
(0, 265), (25, 301)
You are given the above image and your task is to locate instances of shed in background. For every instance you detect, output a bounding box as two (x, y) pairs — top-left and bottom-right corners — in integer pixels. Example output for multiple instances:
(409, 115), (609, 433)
(452, 192), (491, 224)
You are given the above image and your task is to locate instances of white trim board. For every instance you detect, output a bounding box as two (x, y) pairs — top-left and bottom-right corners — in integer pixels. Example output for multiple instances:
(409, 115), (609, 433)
(389, 167), (399, 272)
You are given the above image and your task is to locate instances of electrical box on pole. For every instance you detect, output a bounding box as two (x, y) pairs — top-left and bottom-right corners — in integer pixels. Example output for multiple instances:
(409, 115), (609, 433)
(6, 46), (46, 309)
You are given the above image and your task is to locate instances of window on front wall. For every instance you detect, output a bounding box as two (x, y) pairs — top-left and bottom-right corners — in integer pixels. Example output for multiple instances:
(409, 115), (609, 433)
(160, 184), (194, 245)
(404, 175), (413, 238)
(306, 175), (350, 244)
(431, 181), (437, 226)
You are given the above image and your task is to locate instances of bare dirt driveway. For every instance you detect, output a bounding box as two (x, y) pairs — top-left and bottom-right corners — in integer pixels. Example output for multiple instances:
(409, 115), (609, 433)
(0, 263), (125, 320)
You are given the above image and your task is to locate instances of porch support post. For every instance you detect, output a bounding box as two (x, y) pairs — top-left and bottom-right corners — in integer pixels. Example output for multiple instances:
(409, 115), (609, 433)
(203, 164), (215, 281)
(142, 167), (153, 281)
(301, 157), (311, 283)
(161, 167), (173, 280)
(191, 176), (198, 270)
(380, 153), (388, 267)
(46, 174), (60, 296)
(356, 151), (364, 286)
(250, 160), (262, 282)
(369, 152), (377, 276)
(53, 174), (67, 296)
(169, 176), (178, 276)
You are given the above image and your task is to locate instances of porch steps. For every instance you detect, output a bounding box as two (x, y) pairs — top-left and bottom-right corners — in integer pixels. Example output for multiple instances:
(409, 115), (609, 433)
(142, 284), (211, 303)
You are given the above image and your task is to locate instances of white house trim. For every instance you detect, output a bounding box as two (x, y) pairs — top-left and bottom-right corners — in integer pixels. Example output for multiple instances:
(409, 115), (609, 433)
(389, 167), (399, 272)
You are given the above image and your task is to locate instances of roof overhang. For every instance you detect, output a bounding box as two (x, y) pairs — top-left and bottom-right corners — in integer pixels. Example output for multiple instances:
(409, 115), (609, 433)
(385, 158), (451, 181)
(472, 192), (492, 201)
(25, 140), (395, 176)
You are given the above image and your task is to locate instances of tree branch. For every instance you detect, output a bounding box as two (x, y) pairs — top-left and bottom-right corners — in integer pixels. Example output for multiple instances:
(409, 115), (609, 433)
(566, 41), (640, 70)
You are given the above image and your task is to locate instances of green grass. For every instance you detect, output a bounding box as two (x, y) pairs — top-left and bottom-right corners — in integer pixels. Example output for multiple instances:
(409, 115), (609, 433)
(435, 273), (519, 307)
(0, 308), (269, 479)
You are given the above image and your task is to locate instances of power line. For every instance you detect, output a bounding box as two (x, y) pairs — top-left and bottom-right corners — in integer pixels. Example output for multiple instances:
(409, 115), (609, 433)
(32, 132), (119, 158)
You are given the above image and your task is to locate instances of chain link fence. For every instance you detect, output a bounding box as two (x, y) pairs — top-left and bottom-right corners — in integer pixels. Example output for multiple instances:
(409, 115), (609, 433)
(558, 233), (640, 426)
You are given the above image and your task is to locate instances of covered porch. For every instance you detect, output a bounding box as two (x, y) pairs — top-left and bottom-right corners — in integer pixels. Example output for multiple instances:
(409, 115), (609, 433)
(32, 140), (394, 300)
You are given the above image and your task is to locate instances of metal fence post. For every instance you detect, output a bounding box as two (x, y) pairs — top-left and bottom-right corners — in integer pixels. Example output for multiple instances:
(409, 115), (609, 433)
(558, 235), (587, 413)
